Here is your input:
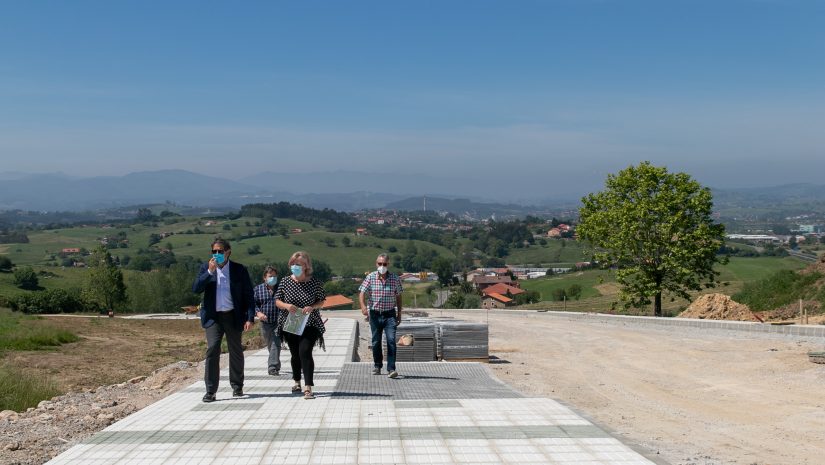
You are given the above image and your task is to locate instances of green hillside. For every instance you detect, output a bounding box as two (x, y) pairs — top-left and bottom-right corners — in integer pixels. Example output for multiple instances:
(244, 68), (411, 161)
(514, 256), (807, 313)
(505, 240), (591, 266)
(1, 216), (455, 277)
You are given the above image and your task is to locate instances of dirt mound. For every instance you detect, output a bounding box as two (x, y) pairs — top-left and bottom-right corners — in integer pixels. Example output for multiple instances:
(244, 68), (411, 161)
(679, 293), (759, 321)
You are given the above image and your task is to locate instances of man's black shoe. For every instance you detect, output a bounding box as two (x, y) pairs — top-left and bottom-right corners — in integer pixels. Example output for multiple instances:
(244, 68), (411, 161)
(232, 388), (243, 397)
(202, 393), (216, 403)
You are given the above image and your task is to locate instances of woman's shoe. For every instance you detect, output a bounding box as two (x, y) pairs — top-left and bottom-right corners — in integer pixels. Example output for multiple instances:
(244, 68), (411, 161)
(303, 389), (315, 400)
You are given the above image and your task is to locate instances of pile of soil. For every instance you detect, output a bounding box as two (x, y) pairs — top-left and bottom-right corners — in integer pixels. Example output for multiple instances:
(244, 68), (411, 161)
(679, 293), (759, 321)
(0, 360), (200, 465)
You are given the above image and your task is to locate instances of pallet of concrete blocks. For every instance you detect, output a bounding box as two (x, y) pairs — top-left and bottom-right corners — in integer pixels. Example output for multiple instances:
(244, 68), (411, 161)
(437, 321), (489, 361)
(382, 320), (437, 362)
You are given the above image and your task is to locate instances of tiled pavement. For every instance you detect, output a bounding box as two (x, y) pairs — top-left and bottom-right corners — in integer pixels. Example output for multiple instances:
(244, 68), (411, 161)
(47, 318), (665, 465)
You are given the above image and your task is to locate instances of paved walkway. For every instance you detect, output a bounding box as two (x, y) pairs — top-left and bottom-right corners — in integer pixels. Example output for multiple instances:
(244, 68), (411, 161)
(47, 318), (665, 465)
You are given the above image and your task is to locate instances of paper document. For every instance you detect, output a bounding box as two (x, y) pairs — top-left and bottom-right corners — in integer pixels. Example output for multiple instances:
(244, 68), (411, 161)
(283, 311), (309, 336)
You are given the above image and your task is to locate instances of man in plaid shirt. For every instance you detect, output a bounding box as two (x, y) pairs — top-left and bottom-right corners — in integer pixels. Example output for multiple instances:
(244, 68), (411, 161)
(359, 253), (403, 378)
(254, 266), (283, 376)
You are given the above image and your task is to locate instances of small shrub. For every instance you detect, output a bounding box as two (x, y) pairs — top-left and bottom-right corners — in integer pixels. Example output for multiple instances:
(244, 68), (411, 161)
(13, 266), (39, 290)
(8, 288), (94, 314)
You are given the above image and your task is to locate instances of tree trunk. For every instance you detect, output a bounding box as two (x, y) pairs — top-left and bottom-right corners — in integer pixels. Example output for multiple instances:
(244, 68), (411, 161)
(654, 292), (662, 317)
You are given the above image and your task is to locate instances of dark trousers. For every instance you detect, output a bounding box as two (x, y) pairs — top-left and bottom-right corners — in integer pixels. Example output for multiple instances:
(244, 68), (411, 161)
(204, 312), (244, 394)
(283, 327), (320, 386)
(369, 312), (397, 372)
(259, 321), (282, 372)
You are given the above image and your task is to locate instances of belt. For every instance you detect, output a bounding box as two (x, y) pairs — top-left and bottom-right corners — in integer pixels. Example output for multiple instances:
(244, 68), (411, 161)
(370, 309), (397, 314)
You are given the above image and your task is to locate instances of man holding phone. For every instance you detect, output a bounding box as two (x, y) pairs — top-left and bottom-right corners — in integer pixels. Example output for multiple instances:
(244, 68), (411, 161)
(192, 238), (255, 402)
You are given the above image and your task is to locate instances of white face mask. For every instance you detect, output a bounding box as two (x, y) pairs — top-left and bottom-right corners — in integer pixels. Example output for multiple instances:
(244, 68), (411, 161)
(377, 266), (388, 275)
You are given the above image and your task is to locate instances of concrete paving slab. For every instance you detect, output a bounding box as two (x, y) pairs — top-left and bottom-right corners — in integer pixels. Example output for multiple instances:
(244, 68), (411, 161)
(47, 318), (665, 465)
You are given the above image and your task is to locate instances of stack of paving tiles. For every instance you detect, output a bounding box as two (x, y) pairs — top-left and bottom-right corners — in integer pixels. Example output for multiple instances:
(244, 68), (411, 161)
(383, 320), (437, 361)
(427, 316), (455, 360)
(438, 320), (489, 361)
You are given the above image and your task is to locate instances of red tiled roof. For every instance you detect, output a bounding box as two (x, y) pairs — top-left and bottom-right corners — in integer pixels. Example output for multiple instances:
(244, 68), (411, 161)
(482, 283), (525, 296)
(485, 292), (512, 303)
(320, 294), (354, 309)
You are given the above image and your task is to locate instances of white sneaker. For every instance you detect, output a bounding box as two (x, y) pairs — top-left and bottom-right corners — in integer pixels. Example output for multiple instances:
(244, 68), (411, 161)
(388, 371), (398, 379)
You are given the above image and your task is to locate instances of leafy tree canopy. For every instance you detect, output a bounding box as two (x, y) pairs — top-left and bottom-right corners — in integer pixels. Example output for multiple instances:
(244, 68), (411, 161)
(83, 246), (128, 311)
(577, 162), (726, 316)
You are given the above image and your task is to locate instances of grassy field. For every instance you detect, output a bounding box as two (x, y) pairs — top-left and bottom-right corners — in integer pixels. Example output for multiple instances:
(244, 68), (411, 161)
(716, 256), (807, 293)
(0, 308), (80, 411)
(2, 216), (455, 276)
(504, 239), (591, 266)
(0, 308), (80, 353)
(514, 255), (808, 314)
(0, 267), (88, 300)
(0, 308), (265, 412)
(519, 269), (612, 301)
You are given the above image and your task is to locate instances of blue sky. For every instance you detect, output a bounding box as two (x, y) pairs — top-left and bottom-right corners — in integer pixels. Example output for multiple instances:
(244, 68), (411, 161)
(1, 1), (823, 198)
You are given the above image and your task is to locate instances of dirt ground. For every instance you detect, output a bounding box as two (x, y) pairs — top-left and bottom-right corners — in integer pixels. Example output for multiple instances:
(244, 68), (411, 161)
(4, 312), (825, 465)
(439, 310), (825, 465)
(4, 316), (208, 392)
(4, 315), (263, 392)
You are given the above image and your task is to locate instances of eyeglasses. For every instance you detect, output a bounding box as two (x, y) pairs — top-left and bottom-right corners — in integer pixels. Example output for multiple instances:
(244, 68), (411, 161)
(376, 262), (388, 266)
(212, 249), (225, 254)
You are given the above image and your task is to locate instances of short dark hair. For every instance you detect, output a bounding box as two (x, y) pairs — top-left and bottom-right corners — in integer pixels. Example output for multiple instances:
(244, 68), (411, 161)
(211, 238), (231, 251)
(263, 266), (278, 277)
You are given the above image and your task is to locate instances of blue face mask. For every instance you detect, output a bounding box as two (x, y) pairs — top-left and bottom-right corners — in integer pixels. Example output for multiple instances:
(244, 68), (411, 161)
(266, 276), (278, 286)
(290, 265), (303, 277)
(212, 253), (225, 265)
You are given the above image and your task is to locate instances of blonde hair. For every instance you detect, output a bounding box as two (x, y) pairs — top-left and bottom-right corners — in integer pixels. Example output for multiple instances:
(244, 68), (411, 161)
(288, 251), (313, 276)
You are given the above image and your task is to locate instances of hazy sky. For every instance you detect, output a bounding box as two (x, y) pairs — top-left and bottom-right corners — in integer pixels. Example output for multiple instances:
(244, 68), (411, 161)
(1, 1), (823, 198)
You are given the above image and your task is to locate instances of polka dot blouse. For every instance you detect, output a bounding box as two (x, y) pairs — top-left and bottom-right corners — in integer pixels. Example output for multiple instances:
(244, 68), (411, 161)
(274, 276), (326, 337)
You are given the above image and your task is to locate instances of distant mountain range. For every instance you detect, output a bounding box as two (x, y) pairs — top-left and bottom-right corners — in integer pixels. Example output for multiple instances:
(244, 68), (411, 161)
(0, 170), (511, 214)
(2, 170), (825, 217)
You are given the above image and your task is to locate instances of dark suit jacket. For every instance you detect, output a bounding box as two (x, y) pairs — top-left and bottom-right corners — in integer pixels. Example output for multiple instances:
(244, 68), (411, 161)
(192, 260), (255, 330)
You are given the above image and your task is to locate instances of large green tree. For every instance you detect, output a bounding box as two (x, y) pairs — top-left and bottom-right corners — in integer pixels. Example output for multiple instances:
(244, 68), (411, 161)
(83, 246), (127, 312)
(578, 162), (726, 316)
(432, 257), (455, 286)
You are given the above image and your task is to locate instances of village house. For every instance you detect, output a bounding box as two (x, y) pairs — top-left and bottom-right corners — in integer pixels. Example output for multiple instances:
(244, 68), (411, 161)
(481, 283), (524, 298)
(61, 248), (81, 254)
(355, 228), (368, 236)
(482, 292), (513, 309)
(471, 275), (514, 291)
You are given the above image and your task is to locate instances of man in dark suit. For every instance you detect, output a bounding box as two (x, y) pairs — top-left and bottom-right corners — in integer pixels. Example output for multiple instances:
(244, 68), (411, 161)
(192, 238), (255, 402)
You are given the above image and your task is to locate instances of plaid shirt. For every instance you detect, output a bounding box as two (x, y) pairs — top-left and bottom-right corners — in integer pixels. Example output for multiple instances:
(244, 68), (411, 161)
(253, 283), (281, 324)
(359, 271), (403, 313)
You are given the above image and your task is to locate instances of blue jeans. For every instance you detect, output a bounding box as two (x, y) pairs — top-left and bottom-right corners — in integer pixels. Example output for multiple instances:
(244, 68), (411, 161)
(369, 312), (397, 372)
